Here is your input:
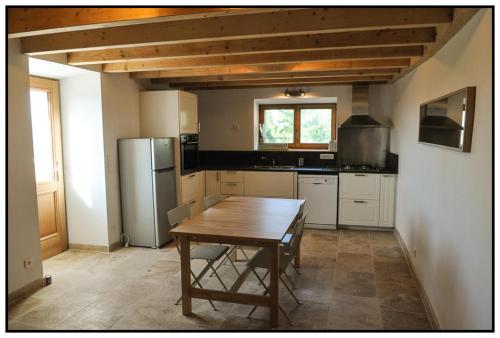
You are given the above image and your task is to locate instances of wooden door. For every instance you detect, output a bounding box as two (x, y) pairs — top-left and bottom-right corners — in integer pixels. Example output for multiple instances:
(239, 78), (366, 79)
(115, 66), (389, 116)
(29, 76), (68, 260)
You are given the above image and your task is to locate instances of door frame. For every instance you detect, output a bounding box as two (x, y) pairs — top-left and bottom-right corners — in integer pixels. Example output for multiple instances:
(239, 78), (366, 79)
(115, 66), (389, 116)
(29, 76), (68, 259)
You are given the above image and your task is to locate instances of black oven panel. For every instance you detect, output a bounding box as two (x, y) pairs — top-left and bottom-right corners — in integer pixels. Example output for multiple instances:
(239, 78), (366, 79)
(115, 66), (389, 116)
(180, 134), (199, 175)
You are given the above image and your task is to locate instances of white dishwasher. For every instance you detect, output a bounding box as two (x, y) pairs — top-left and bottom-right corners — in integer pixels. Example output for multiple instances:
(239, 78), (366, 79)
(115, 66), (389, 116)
(298, 175), (338, 229)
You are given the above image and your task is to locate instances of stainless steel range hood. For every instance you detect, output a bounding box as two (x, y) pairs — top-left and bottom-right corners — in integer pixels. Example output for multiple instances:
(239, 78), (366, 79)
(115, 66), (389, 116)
(340, 84), (386, 128)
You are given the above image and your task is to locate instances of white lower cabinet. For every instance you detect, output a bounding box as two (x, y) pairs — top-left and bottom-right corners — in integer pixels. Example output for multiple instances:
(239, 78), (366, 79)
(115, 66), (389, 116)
(379, 174), (396, 227)
(244, 171), (295, 198)
(221, 182), (244, 195)
(205, 170), (221, 196)
(187, 197), (204, 217)
(339, 172), (397, 228)
(338, 199), (380, 226)
(181, 171), (205, 203)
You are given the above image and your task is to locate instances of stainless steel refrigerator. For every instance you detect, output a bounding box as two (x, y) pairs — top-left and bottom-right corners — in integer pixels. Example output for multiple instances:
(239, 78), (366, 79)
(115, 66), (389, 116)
(118, 138), (176, 248)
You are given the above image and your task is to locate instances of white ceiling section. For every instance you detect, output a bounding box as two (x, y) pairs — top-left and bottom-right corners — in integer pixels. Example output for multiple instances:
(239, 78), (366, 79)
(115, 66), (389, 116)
(28, 57), (93, 79)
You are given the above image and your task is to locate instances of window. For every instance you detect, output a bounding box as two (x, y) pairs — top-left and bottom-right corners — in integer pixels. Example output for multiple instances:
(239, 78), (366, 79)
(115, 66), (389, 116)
(259, 104), (336, 149)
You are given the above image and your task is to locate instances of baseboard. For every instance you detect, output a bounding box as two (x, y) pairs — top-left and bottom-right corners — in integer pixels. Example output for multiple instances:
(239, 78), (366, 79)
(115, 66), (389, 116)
(394, 228), (441, 330)
(108, 240), (122, 252)
(338, 224), (393, 232)
(8, 276), (50, 307)
(69, 242), (111, 252)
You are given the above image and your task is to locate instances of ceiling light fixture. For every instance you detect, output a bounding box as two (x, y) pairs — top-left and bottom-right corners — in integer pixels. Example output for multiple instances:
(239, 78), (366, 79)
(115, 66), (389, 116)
(284, 88), (306, 97)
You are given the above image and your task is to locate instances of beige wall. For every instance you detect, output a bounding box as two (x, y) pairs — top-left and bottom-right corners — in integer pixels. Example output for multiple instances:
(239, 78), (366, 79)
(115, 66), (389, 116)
(193, 86), (353, 150)
(60, 73), (110, 247)
(101, 73), (141, 245)
(390, 9), (492, 329)
(7, 39), (44, 294)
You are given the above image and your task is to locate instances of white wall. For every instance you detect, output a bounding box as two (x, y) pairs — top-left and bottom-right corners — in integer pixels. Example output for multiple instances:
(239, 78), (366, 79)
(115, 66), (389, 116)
(390, 9), (492, 330)
(100, 73), (141, 245)
(193, 86), (352, 150)
(59, 73), (110, 247)
(7, 39), (44, 294)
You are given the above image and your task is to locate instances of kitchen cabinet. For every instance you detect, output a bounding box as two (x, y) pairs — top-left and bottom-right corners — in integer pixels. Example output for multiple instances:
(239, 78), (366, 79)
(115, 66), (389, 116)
(244, 171), (295, 198)
(221, 170), (244, 183)
(339, 173), (380, 200)
(338, 199), (380, 227)
(205, 170), (221, 196)
(221, 182), (245, 195)
(187, 197), (204, 217)
(181, 171), (205, 204)
(179, 91), (198, 134)
(140, 90), (199, 206)
(379, 174), (396, 227)
(339, 173), (397, 228)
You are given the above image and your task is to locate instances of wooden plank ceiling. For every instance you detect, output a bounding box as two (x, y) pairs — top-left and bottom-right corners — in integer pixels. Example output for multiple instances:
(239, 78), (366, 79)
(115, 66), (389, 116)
(9, 7), (480, 89)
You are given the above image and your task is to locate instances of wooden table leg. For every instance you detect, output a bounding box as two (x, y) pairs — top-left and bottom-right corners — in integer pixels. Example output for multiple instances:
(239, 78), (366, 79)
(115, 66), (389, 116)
(180, 236), (192, 315)
(269, 242), (280, 328)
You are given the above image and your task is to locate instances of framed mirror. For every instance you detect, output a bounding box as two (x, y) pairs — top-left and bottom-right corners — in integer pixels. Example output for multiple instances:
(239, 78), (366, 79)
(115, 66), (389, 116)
(419, 87), (476, 152)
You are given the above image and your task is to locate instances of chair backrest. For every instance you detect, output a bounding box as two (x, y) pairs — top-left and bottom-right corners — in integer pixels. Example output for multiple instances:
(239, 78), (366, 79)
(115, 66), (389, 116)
(167, 204), (191, 229)
(203, 194), (226, 209)
(298, 198), (306, 218)
(289, 212), (307, 256)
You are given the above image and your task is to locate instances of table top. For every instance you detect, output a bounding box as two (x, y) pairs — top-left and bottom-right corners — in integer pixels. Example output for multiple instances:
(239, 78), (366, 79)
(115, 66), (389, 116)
(170, 196), (304, 242)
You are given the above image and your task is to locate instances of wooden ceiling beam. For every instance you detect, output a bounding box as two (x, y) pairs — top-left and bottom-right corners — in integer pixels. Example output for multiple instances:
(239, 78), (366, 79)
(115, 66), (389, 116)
(8, 8), (281, 38)
(392, 8), (480, 82)
(169, 75), (394, 88)
(151, 68), (402, 84)
(178, 81), (389, 90)
(103, 46), (422, 73)
(21, 8), (453, 55)
(67, 27), (436, 65)
(130, 58), (410, 79)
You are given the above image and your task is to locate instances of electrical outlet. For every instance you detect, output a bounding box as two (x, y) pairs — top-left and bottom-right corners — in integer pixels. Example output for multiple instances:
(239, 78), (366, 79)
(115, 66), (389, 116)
(24, 257), (33, 269)
(319, 153), (334, 160)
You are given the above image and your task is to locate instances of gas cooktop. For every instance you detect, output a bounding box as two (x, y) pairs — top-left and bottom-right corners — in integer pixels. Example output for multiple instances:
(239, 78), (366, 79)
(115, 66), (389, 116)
(341, 165), (383, 172)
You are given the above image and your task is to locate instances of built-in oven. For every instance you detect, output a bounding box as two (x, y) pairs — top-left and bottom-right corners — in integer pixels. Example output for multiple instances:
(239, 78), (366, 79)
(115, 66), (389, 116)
(180, 134), (199, 175)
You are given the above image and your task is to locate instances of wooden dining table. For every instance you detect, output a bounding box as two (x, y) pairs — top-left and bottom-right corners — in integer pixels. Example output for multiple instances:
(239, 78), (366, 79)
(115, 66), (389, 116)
(169, 196), (304, 328)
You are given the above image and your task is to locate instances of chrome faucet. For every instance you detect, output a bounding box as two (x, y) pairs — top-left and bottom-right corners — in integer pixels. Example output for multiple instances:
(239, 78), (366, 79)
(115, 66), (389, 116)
(260, 156), (276, 167)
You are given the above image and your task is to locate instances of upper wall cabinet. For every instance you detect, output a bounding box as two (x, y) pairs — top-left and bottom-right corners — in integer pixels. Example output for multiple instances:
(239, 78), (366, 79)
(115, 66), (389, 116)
(179, 91), (199, 134)
(140, 90), (198, 137)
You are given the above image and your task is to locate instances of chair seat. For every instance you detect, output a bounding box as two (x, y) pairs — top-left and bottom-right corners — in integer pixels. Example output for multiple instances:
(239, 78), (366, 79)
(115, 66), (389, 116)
(191, 244), (230, 260)
(247, 248), (290, 271)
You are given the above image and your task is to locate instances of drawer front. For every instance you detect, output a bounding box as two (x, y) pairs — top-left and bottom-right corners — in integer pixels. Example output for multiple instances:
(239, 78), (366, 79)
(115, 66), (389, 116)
(181, 171), (204, 203)
(244, 171), (295, 198)
(220, 182), (244, 195)
(338, 199), (380, 226)
(339, 173), (381, 200)
(221, 170), (244, 183)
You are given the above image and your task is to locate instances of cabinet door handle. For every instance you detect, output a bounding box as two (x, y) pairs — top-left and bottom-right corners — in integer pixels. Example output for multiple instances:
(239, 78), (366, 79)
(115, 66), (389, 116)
(198, 122), (201, 133)
(383, 174), (394, 177)
(354, 200), (367, 203)
(354, 174), (367, 177)
(189, 200), (197, 205)
(216, 172), (220, 181)
(312, 183), (322, 185)
(226, 183), (237, 186)
(189, 174), (196, 178)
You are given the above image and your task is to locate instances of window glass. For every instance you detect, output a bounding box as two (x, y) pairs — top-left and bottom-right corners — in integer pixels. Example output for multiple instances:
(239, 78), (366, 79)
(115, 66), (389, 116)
(30, 89), (54, 182)
(262, 109), (294, 144)
(300, 108), (332, 144)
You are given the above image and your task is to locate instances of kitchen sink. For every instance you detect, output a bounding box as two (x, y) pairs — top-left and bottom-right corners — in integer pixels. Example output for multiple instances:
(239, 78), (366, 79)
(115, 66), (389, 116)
(253, 165), (296, 170)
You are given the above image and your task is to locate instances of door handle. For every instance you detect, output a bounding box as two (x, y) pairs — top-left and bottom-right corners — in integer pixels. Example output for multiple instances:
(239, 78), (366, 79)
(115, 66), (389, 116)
(189, 174), (196, 178)
(354, 200), (367, 203)
(312, 183), (322, 185)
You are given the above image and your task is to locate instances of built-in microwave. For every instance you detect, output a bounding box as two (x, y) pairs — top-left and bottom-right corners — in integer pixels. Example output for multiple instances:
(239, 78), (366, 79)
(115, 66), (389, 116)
(180, 134), (199, 175)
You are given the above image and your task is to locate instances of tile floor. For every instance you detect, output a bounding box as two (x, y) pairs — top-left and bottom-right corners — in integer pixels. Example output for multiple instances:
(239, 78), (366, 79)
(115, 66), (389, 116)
(8, 229), (432, 331)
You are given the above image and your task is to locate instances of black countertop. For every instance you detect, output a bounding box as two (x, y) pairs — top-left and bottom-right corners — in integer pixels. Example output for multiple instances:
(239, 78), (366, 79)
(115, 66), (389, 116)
(200, 165), (398, 175)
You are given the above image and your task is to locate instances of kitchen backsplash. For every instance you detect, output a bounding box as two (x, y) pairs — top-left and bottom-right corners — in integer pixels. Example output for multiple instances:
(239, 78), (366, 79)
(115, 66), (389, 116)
(199, 150), (337, 167)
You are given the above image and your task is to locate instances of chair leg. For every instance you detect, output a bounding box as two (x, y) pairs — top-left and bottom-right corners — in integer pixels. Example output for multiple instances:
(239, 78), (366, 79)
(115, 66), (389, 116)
(224, 252), (241, 276)
(259, 270), (270, 285)
(291, 262), (301, 275)
(283, 270), (297, 289)
(279, 275), (302, 305)
(237, 246), (249, 260)
(209, 246), (237, 277)
(208, 261), (228, 291)
(176, 270), (217, 310)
